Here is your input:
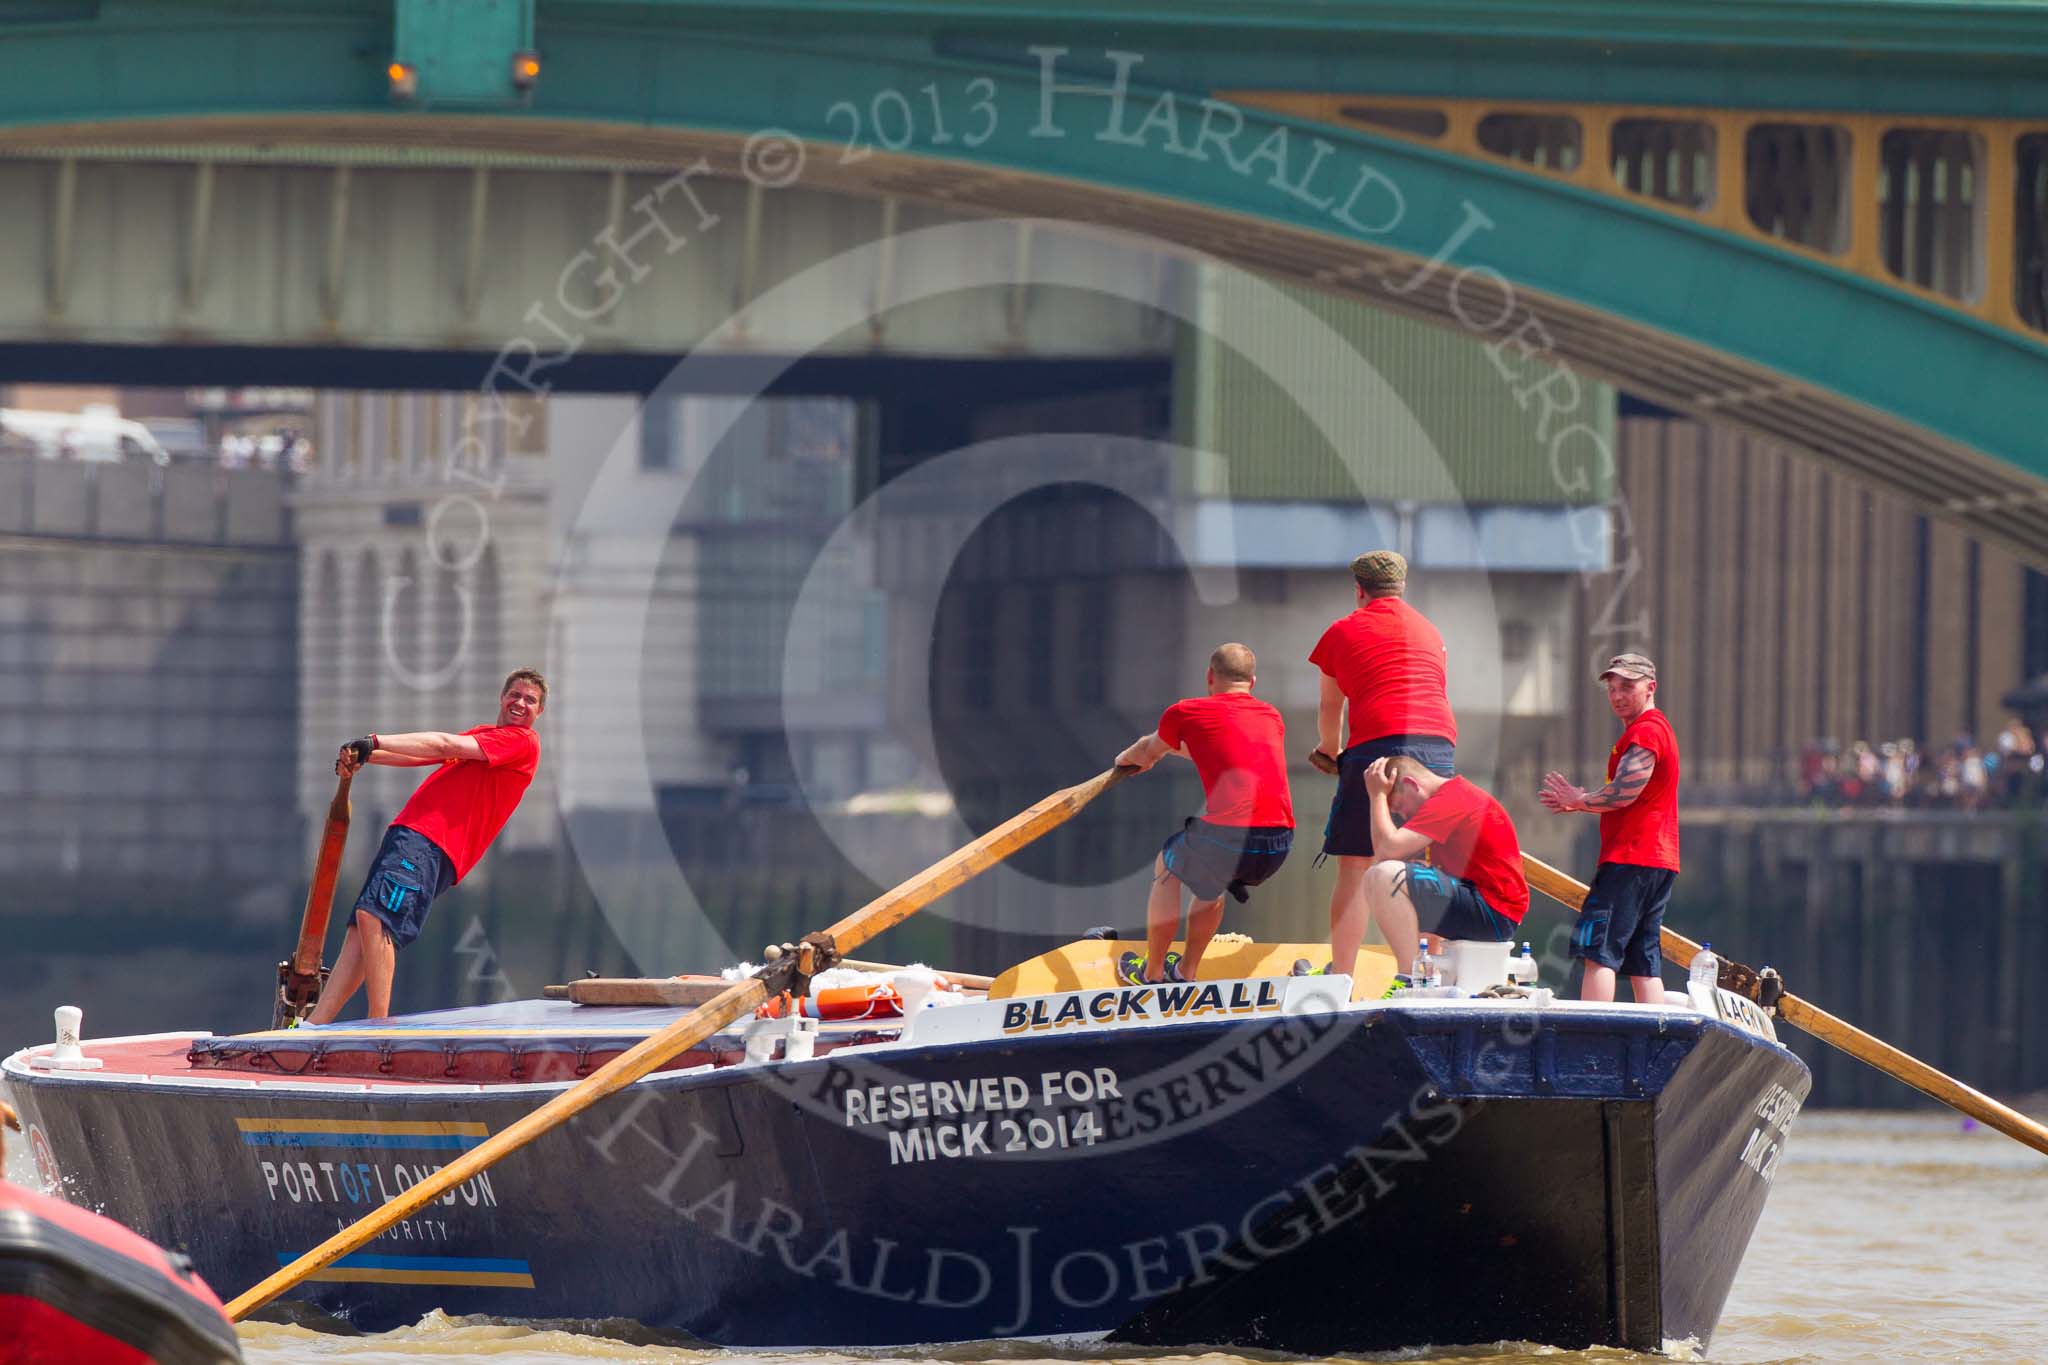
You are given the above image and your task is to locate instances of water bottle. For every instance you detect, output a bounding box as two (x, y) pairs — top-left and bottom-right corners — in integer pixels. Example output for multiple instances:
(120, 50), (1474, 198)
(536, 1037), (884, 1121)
(1413, 936), (1441, 989)
(1689, 942), (1719, 993)
(1511, 941), (1538, 986)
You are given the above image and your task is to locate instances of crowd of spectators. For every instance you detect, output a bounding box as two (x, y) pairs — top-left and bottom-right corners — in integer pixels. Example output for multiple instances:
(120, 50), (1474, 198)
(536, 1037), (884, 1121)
(1795, 718), (2045, 809)
(216, 428), (312, 473)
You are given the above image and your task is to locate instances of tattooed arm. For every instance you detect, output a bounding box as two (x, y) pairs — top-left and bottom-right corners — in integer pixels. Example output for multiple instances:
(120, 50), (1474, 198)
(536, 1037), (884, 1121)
(1540, 745), (1656, 814)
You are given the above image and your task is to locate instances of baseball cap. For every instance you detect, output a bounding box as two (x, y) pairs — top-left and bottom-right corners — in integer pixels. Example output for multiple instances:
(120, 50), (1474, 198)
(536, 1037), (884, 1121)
(1599, 652), (1657, 682)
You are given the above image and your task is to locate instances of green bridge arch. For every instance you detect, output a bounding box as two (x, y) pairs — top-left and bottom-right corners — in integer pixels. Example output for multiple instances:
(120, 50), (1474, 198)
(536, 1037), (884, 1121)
(2, 1), (2045, 558)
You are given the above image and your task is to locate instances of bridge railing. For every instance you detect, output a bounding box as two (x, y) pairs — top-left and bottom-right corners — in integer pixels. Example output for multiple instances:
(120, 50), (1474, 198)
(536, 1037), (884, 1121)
(0, 455), (289, 548)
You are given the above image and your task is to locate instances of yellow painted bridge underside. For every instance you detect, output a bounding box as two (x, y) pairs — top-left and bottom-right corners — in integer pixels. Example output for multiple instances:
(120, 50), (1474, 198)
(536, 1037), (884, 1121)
(1232, 91), (2044, 342)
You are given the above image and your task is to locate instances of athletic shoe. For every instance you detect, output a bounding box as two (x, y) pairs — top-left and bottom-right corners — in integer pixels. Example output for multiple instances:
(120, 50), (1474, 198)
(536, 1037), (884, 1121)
(1118, 950), (1187, 986)
(1378, 973), (1417, 1000)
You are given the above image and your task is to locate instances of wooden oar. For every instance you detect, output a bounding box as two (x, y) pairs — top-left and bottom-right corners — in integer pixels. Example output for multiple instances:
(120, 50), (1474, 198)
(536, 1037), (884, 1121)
(225, 764), (1129, 1321)
(272, 771), (353, 1028)
(1522, 852), (2048, 1157)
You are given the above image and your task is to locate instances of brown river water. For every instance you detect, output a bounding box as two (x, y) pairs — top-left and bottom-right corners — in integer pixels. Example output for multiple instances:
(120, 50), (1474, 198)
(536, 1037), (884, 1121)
(9, 1108), (2044, 1363)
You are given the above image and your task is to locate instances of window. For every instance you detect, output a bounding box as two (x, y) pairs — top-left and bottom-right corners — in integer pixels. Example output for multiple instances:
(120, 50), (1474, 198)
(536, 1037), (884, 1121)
(504, 394), (547, 456)
(963, 589), (997, 710)
(2026, 569), (2048, 683)
(1075, 588), (1109, 706)
(1477, 113), (1582, 173)
(1745, 124), (1852, 254)
(2020, 135), (2048, 333)
(640, 396), (676, 471)
(1339, 106), (1448, 139)
(1611, 119), (1716, 210)
(334, 393), (359, 476)
(1028, 586), (1055, 695)
(1880, 129), (1984, 301)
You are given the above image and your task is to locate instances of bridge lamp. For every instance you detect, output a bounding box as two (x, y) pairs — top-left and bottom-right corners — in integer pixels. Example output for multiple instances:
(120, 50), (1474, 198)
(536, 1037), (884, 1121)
(387, 61), (419, 102)
(511, 51), (540, 92)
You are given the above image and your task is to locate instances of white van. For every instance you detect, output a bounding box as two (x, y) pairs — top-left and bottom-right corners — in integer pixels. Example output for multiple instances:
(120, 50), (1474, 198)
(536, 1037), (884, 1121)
(0, 406), (171, 466)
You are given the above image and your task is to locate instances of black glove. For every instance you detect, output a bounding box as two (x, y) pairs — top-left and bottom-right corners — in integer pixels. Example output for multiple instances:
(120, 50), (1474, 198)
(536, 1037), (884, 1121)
(343, 736), (375, 765)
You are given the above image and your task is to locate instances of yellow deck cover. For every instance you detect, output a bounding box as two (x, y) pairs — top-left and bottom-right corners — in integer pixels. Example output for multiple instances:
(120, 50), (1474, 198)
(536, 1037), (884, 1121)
(988, 940), (1397, 1002)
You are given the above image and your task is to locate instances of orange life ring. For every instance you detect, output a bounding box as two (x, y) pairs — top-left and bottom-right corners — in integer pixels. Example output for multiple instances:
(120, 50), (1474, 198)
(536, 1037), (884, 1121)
(754, 978), (957, 1022)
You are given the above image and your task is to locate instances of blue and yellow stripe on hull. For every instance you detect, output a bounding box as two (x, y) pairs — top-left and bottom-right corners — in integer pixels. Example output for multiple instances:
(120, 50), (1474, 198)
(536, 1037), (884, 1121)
(235, 1118), (489, 1150)
(276, 1251), (534, 1289)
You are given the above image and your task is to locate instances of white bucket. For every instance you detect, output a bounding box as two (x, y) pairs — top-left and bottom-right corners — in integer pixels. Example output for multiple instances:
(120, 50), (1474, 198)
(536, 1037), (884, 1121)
(1443, 940), (1514, 991)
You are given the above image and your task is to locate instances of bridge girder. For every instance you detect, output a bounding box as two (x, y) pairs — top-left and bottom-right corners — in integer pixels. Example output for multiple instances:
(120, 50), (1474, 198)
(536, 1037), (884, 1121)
(0, 8), (2044, 559)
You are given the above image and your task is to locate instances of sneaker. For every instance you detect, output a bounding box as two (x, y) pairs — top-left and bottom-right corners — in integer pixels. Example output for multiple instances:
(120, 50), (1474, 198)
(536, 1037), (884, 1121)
(1290, 959), (1332, 977)
(1378, 973), (1417, 1000)
(1118, 950), (1186, 986)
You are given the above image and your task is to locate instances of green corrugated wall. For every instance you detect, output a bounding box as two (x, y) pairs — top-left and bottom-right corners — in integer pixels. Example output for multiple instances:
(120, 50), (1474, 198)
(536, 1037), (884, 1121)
(1177, 267), (1616, 505)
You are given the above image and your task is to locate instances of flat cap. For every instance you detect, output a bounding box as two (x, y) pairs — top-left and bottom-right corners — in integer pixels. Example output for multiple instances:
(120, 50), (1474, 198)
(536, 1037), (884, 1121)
(1351, 549), (1407, 587)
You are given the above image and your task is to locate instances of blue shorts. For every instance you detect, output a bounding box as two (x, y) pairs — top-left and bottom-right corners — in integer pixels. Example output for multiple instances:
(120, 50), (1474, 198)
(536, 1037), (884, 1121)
(1322, 734), (1456, 858)
(1161, 819), (1293, 903)
(351, 825), (457, 951)
(1570, 861), (1675, 977)
(1402, 862), (1518, 942)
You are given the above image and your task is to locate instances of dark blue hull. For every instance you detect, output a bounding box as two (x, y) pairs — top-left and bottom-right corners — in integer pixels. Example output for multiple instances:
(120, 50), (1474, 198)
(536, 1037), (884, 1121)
(5, 1003), (1807, 1352)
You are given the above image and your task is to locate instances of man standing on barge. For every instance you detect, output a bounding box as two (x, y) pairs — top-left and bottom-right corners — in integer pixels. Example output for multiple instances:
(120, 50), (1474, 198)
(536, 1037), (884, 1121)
(1307, 550), (1458, 980)
(306, 669), (547, 1024)
(1539, 653), (1680, 1004)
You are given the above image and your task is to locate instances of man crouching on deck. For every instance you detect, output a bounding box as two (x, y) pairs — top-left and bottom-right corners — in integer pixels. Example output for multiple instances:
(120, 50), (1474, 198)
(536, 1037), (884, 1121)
(1112, 643), (1295, 986)
(306, 669), (547, 1024)
(1342, 755), (1528, 995)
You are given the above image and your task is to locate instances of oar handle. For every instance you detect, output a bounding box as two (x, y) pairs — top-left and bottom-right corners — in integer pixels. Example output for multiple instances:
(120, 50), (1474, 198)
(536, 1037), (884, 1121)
(1520, 852), (2048, 1158)
(290, 771), (354, 977)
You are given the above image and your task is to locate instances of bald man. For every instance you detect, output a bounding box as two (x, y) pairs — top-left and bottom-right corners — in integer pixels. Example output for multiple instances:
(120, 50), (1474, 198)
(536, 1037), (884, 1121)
(1113, 643), (1296, 985)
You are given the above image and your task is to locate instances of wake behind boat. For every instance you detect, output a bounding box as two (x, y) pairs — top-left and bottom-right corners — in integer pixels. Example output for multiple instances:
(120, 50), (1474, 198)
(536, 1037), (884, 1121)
(2, 937), (1807, 1355)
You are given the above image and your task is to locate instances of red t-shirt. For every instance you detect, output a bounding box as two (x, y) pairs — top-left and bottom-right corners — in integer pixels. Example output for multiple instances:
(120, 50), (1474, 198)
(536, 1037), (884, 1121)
(394, 724), (542, 882)
(1599, 708), (1681, 872)
(1308, 598), (1457, 748)
(1157, 692), (1295, 828)
(1400, 776), (1528, 921)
